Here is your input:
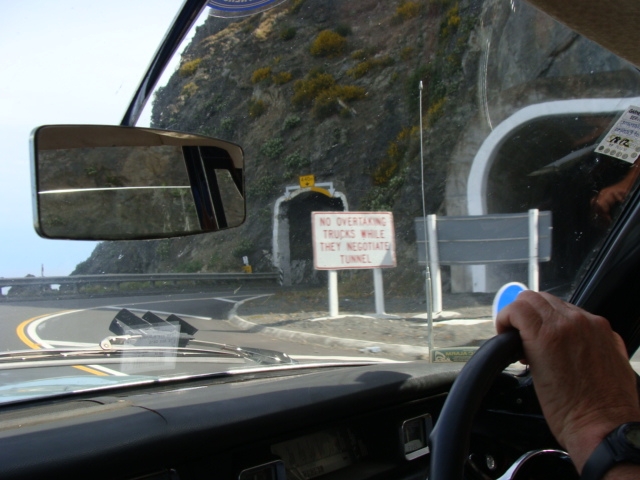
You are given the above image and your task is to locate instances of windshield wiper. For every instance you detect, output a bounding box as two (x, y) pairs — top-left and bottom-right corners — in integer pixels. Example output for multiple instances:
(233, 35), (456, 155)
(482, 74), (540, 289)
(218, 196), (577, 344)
(0, 346), (240, 362)
(0, 343), (294, 369)
(100, 335), (295, 365)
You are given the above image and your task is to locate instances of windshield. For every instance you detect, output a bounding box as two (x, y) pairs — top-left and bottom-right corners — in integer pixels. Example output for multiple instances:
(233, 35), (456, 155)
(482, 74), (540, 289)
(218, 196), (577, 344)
(4, 0), (640, 403)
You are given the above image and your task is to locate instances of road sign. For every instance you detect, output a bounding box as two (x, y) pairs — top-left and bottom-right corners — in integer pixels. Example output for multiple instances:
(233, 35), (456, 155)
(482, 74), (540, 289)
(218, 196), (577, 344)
(299, 175), (315, 188)
(492, 282), (528, 321)
(312, 212), (396, 270)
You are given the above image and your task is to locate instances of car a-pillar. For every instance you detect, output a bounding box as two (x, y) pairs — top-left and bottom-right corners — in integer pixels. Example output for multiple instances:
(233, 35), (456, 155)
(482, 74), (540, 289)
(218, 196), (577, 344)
(272, 186), (347, 286)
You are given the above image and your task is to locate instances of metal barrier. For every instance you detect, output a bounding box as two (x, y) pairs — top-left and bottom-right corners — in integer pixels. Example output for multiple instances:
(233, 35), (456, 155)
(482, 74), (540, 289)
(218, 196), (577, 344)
(1, 272), (280, 298)
(415, 209), (552, 312)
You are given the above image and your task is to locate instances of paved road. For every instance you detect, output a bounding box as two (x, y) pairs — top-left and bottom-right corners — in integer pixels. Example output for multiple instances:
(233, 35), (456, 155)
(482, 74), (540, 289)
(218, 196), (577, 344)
(0, 289), (394, 386)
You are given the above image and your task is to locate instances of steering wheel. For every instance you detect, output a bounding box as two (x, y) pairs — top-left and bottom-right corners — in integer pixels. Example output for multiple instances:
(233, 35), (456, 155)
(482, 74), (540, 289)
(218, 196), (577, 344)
(429, 330), (523, 479)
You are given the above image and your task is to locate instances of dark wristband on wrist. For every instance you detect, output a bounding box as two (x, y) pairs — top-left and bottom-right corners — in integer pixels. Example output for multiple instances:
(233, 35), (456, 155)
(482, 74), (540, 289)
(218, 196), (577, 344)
(581, 422), (640, 480)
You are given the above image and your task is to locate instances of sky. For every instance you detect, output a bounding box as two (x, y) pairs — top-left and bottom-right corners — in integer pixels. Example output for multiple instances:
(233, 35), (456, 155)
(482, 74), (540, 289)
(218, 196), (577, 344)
(0, 1), (185, 277)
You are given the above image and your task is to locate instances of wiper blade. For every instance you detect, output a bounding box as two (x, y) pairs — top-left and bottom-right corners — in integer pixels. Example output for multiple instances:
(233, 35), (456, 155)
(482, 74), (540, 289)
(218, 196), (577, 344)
(0, 346), (242, 363)
(100, 335), (295, 365)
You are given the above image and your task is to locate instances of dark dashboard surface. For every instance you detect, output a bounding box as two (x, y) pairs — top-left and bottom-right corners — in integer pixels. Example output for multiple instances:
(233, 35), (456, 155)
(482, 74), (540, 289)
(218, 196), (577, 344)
(0, 361), (555, 480)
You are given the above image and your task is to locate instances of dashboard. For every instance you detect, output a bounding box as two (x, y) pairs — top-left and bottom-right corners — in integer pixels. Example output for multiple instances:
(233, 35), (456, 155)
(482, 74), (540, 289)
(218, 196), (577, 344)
(0, 361), (560, 480)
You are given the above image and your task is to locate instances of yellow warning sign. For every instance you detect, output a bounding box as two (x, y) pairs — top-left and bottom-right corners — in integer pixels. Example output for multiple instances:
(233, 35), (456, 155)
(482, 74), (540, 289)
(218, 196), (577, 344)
(299, 175), (315, 188)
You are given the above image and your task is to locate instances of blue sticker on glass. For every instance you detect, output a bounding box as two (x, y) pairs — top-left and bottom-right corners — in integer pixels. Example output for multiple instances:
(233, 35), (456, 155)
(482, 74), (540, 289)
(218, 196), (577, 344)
(207, 0), (288, 17)
(492, 282), (528, 321)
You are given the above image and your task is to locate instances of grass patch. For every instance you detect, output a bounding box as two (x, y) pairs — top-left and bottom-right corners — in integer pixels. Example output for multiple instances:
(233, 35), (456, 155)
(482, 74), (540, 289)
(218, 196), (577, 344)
(179, 58), (202, 77)
(249, 98), (268, 117)
(310, 30), (347, 57)
(251, 66), (272, 84)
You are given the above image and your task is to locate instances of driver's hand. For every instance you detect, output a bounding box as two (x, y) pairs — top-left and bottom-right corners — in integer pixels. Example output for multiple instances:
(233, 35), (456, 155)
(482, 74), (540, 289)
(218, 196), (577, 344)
(495, 291), (640, 473)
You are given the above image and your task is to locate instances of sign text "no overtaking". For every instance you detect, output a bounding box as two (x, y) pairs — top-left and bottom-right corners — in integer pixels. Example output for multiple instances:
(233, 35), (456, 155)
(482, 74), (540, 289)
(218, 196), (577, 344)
(312, 212), (396, 270)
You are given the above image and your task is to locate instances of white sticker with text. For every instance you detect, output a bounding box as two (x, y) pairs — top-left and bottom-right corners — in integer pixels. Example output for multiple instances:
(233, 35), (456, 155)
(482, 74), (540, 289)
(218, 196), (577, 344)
(596, 105), (640, 163)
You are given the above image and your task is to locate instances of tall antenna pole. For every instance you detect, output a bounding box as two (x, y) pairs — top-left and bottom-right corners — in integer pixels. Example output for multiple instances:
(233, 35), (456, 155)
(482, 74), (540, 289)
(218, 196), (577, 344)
(419, 81), (434, 361)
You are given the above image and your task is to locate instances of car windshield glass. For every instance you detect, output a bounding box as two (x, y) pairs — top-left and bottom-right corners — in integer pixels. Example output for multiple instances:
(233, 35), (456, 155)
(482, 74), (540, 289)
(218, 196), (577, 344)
(3, 0), (640, 403)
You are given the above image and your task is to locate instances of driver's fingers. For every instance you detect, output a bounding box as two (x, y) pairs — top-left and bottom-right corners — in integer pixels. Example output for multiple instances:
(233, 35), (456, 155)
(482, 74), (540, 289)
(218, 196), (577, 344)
(495, 290), (549, 336)
(496, 291), (624, 355)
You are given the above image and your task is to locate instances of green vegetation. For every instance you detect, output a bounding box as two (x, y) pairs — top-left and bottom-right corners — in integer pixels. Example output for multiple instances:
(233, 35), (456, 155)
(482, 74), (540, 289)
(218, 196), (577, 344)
(232, 239), (255, 259)
(181, 82), (198, 97)
(292, 71), (365, 118)
(364, 127), (417, 211)
(279, 26), (296, 41)
(282, 152), (310, 179)
(395, 1), (421, 21)
(439, 3), (461, 39)
(334, 23), (352, 37)
(260, 137), (285, 159)
(288, 0), (304, 14)
(373, 159), (399, 186)
(372, 127), (414, 186)
(402, 1), (476, 126)
(179, 58), (202, 77)
(292, 71), (336, 107)
(272, 71), (293, 85)
(208, 252), (221, 269)
(283, 114), (301, 130)
(310, 30), (347, 57)
(178, 259), (204, 273)
(351, 49), (366, 60)
(400, 46), (414, 61)
(219, 117), (235, 136)
(248, 98), (267, 117)
(251, 66), (272, 84)
(427, 97), (446, 123)
(156, 240), (171, 260)
(253, 174), (277, 198)
(347, 56), (393, 79)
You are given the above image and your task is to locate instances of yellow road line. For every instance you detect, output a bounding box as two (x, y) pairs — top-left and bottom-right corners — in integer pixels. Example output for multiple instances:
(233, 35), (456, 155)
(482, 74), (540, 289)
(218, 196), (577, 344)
(17, 312), (107, 377)
(72, 365), (107, 376)
(16, 313), (50, 350)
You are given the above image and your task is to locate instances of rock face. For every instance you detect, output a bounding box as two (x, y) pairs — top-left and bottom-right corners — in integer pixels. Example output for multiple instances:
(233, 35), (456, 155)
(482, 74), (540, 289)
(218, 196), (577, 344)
(74, 0), (640, 293)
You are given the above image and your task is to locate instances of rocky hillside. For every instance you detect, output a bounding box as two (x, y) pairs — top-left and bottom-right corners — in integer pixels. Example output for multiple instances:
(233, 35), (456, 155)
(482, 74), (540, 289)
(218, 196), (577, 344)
(74, 0), (633, 293)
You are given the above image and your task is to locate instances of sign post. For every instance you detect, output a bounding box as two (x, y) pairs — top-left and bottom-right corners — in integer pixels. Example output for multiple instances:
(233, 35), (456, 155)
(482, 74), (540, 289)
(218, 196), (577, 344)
(312, 212), (396, 316)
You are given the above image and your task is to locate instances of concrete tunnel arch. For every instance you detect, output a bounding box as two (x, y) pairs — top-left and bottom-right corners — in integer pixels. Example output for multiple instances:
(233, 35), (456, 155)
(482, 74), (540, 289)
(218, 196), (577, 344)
(273, 187), (348, 285)
(465, 97), (640, 292)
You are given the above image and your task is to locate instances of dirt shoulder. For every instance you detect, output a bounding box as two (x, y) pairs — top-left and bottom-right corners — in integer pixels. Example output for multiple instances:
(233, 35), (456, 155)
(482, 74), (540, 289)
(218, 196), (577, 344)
(233, 290), (497, 353)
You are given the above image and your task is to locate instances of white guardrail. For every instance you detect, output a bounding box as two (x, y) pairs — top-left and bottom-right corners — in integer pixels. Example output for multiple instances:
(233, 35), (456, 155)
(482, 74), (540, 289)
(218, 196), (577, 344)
(0, 272), (280, 297)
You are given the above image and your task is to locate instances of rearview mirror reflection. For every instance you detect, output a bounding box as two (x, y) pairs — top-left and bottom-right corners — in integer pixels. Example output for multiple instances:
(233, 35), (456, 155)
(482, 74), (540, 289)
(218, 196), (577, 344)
(31, 125), (245, 240)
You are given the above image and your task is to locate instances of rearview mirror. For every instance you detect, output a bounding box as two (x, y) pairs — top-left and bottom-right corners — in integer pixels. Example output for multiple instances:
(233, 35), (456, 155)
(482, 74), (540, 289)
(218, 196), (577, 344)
(31, 125), (244, 240)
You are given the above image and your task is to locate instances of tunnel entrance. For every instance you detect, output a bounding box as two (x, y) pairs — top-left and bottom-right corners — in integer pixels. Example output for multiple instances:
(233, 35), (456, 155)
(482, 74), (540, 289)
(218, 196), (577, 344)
(486, 112), (625, 293)
(274, 190), (346, 285)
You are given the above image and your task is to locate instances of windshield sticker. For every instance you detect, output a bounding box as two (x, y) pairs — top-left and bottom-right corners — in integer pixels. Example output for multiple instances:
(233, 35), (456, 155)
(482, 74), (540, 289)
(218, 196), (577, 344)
(595, 105), (640, 163)
(432, 347), (479, 363)
(207, 0), (288, 17)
